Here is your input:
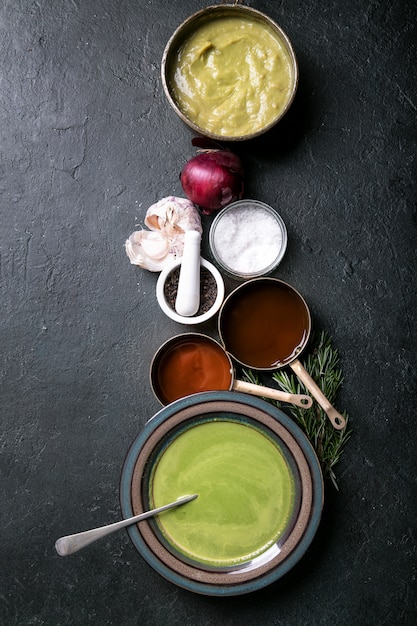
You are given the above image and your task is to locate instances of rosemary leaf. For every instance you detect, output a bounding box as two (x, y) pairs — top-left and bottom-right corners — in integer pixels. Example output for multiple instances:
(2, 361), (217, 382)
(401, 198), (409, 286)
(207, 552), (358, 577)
(241, 330), (352, 490)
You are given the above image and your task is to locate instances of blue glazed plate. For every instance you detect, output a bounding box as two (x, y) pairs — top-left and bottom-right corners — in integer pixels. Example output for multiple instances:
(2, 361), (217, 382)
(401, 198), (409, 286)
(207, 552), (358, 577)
(120, 391), (323, 596)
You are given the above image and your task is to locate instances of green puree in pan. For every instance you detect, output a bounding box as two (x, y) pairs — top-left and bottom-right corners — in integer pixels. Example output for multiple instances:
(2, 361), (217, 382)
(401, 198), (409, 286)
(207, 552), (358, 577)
(150, 421), (296, 567)
(171, 16), (294, 137)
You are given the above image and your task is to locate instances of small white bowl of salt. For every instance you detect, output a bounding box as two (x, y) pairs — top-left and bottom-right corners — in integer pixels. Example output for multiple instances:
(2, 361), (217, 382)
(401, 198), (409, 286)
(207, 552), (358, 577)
(209, 200), (288, 280)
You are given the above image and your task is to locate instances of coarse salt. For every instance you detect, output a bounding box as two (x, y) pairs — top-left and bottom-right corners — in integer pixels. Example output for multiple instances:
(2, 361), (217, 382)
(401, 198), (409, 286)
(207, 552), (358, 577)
(211, 203), (285, 275)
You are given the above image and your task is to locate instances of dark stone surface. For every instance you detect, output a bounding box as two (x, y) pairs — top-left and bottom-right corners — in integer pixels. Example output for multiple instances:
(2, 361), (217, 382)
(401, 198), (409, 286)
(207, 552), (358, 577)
(1, 0), (416, 624)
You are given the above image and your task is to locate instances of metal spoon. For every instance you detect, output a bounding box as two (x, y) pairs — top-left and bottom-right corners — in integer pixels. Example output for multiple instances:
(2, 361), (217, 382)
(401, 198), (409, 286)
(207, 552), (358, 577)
(55, 494), (198, 556)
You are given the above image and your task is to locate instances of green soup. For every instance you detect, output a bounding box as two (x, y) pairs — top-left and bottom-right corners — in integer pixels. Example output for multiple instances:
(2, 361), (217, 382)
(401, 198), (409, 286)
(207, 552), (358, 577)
(150, 420), (296, 567)
(170, 15), (295, 137)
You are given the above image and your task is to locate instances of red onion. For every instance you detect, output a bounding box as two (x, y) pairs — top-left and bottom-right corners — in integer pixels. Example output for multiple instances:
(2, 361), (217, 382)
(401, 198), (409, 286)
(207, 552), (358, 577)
(180, 141), (244, 215)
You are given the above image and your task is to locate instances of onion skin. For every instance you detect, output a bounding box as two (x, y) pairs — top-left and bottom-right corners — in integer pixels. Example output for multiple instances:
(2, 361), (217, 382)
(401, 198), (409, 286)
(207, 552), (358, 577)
(180, 149), (244, 215)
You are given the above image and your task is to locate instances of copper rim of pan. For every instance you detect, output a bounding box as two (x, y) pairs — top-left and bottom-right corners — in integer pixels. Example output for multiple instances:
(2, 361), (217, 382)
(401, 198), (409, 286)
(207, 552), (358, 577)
(149, 332), (234, 405)
(217, 277), (312, 371)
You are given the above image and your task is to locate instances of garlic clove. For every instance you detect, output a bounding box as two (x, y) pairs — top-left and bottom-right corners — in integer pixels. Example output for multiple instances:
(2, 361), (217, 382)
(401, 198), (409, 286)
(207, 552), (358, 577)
(125, 231), (170, 271)
(126, 196), (203, 272)
(144, 196), (202, 236)
(139, 232), (170, 260)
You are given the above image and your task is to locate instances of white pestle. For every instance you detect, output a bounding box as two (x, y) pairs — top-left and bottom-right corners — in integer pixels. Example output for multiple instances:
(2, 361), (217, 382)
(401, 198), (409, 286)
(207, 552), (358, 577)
(175, 230), (201, 317)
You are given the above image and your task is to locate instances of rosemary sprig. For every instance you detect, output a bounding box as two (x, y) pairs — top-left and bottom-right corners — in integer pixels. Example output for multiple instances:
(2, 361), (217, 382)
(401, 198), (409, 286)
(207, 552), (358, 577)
(242, 331), (351, 490)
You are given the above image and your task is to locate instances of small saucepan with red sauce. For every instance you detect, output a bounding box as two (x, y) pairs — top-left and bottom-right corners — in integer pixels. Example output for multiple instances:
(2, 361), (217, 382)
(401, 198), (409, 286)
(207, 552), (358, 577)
(218, 278), (346, 431)
(150, 332), (312, 409)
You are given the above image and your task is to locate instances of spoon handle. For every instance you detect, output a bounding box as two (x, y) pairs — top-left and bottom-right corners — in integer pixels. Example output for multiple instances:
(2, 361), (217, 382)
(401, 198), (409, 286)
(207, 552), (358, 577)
(55, 494), (198, 557)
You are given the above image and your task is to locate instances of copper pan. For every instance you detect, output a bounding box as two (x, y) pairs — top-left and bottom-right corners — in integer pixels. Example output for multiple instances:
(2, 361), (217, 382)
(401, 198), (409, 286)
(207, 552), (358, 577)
(218, 278), (346, 431)
(150, 333), (312, 409)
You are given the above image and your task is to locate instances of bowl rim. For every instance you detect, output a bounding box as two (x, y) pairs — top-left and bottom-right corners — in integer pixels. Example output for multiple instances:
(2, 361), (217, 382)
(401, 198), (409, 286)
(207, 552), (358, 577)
(161, 3), (299, 142)
(120, 391), (323, 596)
(156, 257), (225, 324)
(209, 199), (288, 280)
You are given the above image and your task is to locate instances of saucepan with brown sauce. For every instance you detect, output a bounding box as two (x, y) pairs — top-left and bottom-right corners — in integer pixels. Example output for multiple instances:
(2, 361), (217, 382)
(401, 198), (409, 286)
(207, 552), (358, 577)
(150, 333), (312, 409)
(218, 278), (346, 431)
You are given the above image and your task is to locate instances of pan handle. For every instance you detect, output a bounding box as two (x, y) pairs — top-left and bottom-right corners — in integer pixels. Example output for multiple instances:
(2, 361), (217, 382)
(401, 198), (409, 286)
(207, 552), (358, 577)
(289, 359), (347, 430)
(233, 379), (313, 409)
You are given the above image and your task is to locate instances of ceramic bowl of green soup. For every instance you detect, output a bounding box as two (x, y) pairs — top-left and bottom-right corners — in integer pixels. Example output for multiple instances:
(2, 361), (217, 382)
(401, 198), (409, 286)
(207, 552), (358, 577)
(120, 392), (323, 596)
(161, 4), (298, 141)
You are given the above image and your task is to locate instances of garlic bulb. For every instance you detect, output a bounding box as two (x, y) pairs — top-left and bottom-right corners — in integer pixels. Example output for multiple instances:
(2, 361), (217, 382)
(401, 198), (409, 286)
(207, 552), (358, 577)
(125, 196), (202, 271)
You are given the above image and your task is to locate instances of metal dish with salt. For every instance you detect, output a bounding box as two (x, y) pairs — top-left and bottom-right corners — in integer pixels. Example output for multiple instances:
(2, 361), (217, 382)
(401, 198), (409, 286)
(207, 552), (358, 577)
(209, 199), (287, 280)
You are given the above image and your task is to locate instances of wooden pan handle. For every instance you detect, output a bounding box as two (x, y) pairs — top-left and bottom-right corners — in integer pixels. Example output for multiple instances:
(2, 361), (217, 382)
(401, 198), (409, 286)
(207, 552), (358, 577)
(233, 379), (313, 409)
(289, 359), (346, 430)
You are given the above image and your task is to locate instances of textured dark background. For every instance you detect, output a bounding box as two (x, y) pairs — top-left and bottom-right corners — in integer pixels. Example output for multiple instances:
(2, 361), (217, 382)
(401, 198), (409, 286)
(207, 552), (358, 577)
(1, 0), (416, 624)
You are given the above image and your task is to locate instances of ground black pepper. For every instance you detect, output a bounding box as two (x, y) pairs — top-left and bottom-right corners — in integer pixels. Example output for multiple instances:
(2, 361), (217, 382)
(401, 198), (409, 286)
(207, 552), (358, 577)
(164, 266), (218, 316)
